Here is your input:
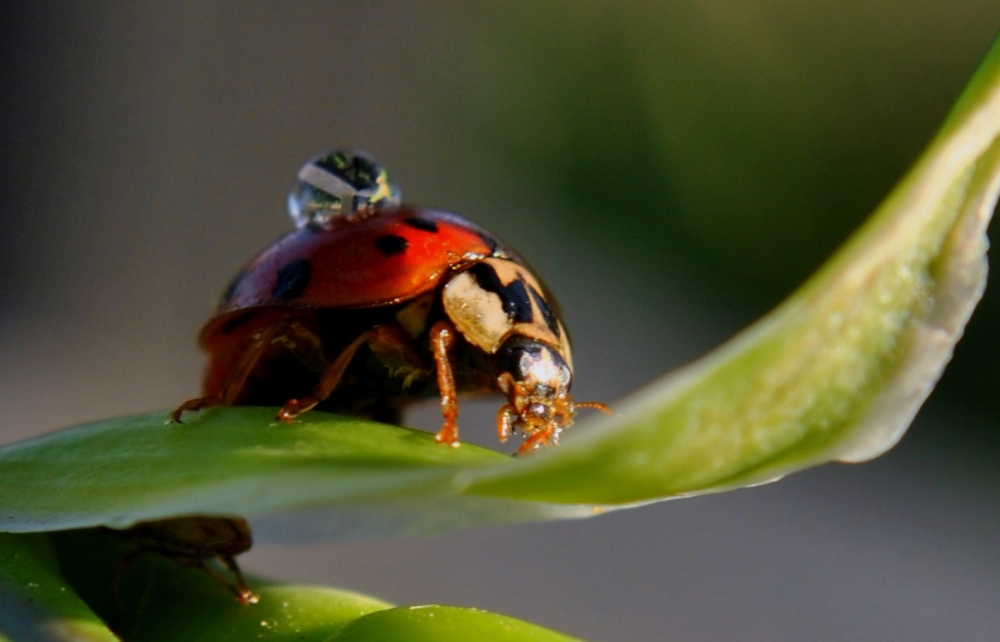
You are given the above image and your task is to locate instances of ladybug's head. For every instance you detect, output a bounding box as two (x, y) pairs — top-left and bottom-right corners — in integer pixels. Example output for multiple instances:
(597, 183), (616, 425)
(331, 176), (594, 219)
(495, 336), (577, 452)
(287, 149), (401, 228)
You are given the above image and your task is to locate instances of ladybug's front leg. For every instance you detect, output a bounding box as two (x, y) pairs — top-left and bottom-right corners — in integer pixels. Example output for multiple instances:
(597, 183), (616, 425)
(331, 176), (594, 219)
(430, 321), (460, 447)
(496, 404), (517, 444)
(518, 425), (558, 454)
(277, 325), (423, 422)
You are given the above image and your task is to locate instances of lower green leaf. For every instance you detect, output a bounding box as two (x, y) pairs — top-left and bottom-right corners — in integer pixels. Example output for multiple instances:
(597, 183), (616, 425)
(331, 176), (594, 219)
(329, 606), (581, 642)
(52, 529), (390, 642)
(0, 533), (117, 642)
(43, 530), (578, 642)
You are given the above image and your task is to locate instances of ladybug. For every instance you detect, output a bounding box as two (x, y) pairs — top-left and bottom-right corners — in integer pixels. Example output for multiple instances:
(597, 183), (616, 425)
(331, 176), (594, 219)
(173, 150), (608, 454)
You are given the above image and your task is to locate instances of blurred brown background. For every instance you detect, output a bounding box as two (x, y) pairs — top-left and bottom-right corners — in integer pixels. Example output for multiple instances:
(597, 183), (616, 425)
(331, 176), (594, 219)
(1, 2), (998, 640)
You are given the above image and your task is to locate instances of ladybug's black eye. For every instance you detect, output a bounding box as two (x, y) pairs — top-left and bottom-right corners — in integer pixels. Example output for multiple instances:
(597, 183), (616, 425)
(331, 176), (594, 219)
(497, 337), (543, 382)
(287, 149), (402, 228)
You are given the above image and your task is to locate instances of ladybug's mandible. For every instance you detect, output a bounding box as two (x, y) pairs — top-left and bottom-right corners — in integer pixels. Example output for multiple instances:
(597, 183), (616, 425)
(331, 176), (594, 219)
(173, 150), (607, 453)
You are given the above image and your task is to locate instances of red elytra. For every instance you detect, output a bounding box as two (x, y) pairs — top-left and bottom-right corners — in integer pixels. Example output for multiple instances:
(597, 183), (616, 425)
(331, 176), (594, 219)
(213, 209), (500, 317)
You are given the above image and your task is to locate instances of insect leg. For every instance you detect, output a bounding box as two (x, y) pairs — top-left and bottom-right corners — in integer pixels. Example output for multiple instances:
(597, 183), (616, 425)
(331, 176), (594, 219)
(276, 325), (422, 422)
(496, 404), (517, 443)
(517, 425), (557, 454)
(218, 555), (257, 605)
(170, 321), (292, 422)
(430, 320), (460, 446)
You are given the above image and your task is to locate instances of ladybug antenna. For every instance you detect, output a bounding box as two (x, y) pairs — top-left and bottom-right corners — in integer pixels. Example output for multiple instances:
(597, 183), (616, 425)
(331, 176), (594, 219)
(575, 401), (612, 415)
(288, 149), (401, 228)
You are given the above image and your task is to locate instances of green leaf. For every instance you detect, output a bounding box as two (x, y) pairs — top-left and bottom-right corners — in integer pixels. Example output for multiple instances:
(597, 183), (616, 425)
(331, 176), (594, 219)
(0, 533), (117, 642)
(328, 606), (581, 642)
(48, 529), (392, 642)
(1, 39), (998, 539)
(467, 35), (1000, 502)
(0, 409), (592, 539)
(38, 530), (578, 642)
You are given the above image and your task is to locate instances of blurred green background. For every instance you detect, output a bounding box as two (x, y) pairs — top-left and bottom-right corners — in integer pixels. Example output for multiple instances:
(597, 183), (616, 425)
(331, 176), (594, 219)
(1, 3), (997, 641)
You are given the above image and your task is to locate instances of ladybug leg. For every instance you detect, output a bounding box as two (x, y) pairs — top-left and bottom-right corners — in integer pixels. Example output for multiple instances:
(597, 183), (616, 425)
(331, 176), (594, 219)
(430, 321), (460, 447)
(277, 325), (423, 422)
(517, 425), (556, 455)
(170, 322), (291, 423)
(495, 372), (520, 443)
(169, 396), (223, 422)
(496, 404), (517, 443)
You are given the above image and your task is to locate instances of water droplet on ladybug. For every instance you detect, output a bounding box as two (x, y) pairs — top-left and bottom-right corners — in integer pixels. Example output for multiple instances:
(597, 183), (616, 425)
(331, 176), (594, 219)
(287, 149), (401, 228)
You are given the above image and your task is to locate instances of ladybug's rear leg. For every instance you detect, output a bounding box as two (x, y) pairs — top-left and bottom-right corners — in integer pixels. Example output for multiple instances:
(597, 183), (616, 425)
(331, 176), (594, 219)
(170, 322), (293, 423)
(430, 321), (460, 447)
(277, 325), (424, 422)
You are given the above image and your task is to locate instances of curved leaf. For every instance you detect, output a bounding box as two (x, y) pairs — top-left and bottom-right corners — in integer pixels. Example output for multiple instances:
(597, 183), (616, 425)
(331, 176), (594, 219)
(0, 38), (997, 540)
(464, 35), (1000, 504)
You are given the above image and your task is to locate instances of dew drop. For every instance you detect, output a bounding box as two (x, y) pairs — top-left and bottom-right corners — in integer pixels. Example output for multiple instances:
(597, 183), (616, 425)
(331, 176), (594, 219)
(288, 149), (401, 228)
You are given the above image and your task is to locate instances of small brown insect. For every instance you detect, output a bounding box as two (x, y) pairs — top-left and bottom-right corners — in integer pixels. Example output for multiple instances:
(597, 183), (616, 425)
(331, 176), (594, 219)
(113, 517), (255, 605)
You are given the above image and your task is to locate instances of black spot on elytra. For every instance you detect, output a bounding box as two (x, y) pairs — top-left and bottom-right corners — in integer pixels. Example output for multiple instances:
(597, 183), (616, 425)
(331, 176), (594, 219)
(220, 269), (248, 305)
(403, 217), (439, 233)
(468, 262), (534, 324)
(272, 258), (312, 300)
(375, 234), (409, 256)
(528, 285), (560, 337)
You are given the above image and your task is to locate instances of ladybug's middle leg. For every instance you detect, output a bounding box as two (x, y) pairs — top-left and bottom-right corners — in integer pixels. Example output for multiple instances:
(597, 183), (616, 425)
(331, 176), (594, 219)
(277, 325), (424, 422)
